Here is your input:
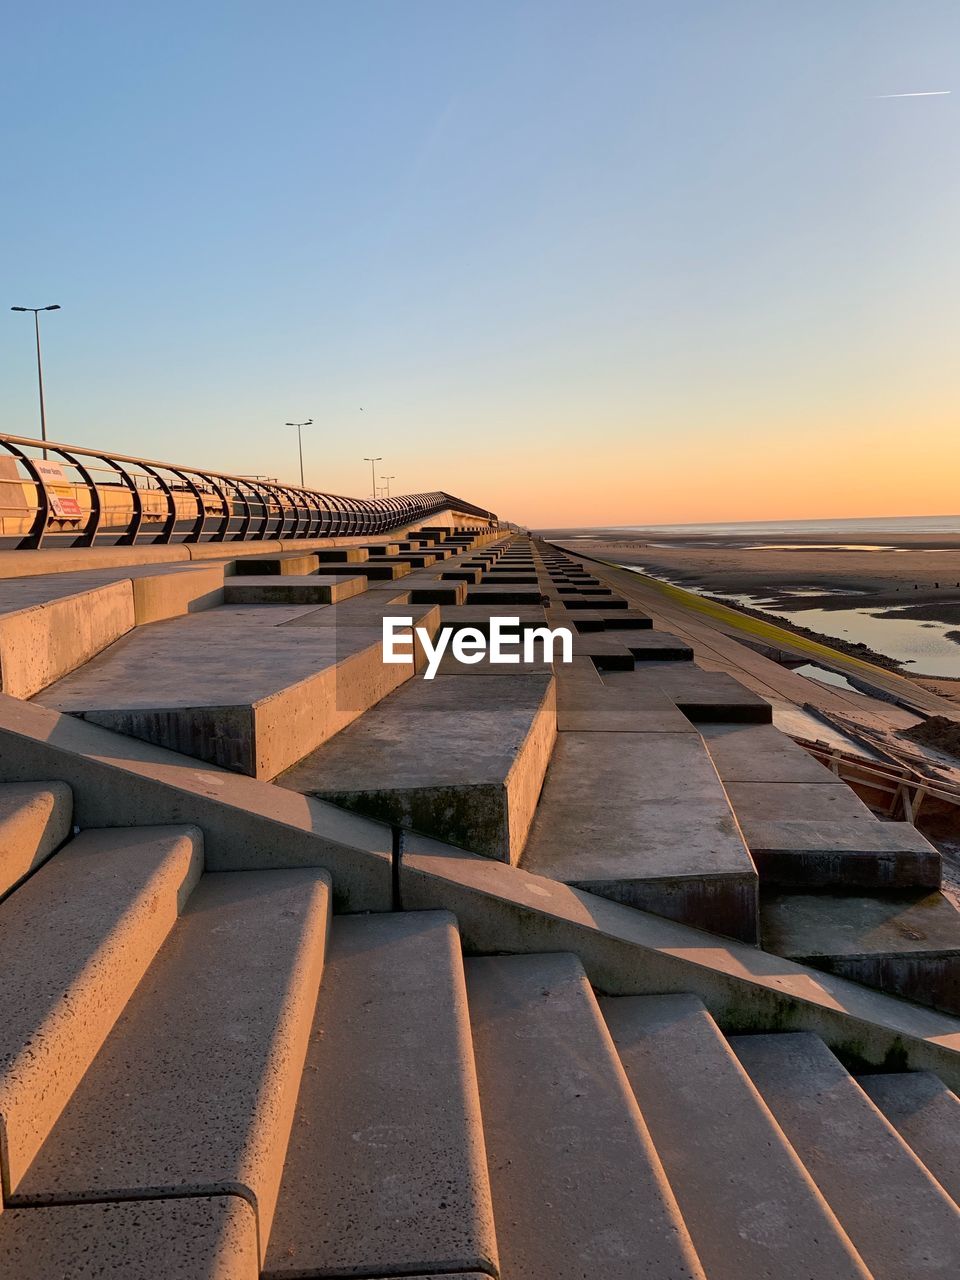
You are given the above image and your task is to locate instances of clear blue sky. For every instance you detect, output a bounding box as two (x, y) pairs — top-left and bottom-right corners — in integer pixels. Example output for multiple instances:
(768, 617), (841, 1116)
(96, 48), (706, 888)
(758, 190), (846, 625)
(2, 2), (957, 523)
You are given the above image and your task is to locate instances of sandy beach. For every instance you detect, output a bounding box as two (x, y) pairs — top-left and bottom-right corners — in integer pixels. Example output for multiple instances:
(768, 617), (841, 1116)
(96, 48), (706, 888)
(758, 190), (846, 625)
(539, 527), (960, 706)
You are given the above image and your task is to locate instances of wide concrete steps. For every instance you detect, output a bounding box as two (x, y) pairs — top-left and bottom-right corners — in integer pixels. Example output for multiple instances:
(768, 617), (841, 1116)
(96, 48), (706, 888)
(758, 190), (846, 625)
(701, 722), (941, 889)
(32, 600), (439, 779)
(0, 779), (72, 897)
(602, 994), (870, 1280)
(465, 952), (707, 1279)
(12, 868), (331, 1269)
(731, 1031), (960, 1279)
(279, 672), (557, 863)
(858, 1071), (960, 1205)
(0, 825), (203, 1201)
(760, 888), (960, 1014)
(264, 911), (497, 1279)
(519, 727), (759, 941)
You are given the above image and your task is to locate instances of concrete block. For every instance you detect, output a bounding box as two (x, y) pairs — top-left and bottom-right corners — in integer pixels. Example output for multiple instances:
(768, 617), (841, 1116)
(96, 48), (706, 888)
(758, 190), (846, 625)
(465, 953), (706, 1279)
(606, 630), (693, 660)
(761, 890), (960, 1014)
(602, 994), (870, 1280)
(520, 731), (759, 942)
(127, 562), (228, 624)
(265, 912), (497, 1278)
(16, 869), (331, 1266)
(466, 584), (544, 605)
(0, 780), (72, 898)
(0, 579), (135, 698)
(603, 666), (773, 722)
(858, 1072), (960, 1205)
(700, 723), (839, 784)
(740, 819), (941, 888)
(34, 605), (434, 780)
(409, 582), (468, 605)
(223, 574), (365, 605)
(0, 825), (203, 1196)
(316, 547), (370, 562)
(279, 674), (557, 862)
(0, 1196), (258, 1279)
(732, 1032), (960, 1280)
(233, 553), (321, 576)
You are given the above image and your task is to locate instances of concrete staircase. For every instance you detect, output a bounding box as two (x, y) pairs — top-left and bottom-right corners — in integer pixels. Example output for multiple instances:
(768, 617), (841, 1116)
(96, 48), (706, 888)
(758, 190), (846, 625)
(5, 531), (960, 1274)
(1, 788), (959, 1276)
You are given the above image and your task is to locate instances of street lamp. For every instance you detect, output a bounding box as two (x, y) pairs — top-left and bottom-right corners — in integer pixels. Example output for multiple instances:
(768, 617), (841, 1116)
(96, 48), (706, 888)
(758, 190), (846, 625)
(11, 304), (60, 454)
(285, 419), (313, 487)
(363, 456), (382, 500)
(381, 474), (396, 498)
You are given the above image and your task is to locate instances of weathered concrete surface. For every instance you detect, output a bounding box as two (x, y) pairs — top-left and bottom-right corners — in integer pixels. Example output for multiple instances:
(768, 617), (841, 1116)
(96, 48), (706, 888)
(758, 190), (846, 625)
(0, 1195), (258, 1279)
(726, 780), (878, 824)
(0, 693), (392, 911)
(602, 994), (870, 1280)
(265, 912), (497, 1278)
(739, 817), (941, 888)
(234, 552), (321, 576)
(604, 629), (693, 660)
(316, 547), (369, 562)
(700, 722), (839, 784)
(399, 835), (960, 1089)
(466, 584), (544, 605)
(17, 870), (330, 1265)
(732, 1032), (960, 1280)
(520, 731), (759, 942)
(33, 604), (437, 779)
(279, 674), (556, 862)
(223, 574), (365, 605)
(0, 825), (203, 1196)
(604, 665), (773, 722)
(0, 578), (135, 698)
(761, 890), (960, 1013)
(0, 779), (72, 897)
(858, 1072), (960, 1205)
(466, 953), (705, 1279)
(409, 582), (467, 605)
(557, 668), (694, 732)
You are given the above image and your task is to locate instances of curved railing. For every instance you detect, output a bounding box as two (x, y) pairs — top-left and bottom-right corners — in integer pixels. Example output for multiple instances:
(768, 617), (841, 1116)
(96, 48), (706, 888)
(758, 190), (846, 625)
(0, 433), (497, 548)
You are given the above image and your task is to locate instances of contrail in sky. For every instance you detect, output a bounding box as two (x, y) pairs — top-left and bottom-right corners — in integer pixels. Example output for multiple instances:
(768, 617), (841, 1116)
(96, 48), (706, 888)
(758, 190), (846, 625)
(876, 90), (951, 98)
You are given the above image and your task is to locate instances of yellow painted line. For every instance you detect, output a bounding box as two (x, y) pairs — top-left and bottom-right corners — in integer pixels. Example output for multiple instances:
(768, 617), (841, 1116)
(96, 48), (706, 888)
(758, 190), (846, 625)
(593, 558), (916, 687)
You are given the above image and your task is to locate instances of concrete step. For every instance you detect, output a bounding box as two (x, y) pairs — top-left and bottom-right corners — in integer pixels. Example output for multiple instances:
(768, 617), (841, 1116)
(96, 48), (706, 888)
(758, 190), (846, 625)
(34, 602), (437, 779)
(604, 629), (693, 660)
(0, 1195), (258, 1280)
(278, 672), (556, 862)
(568, 609), (653, 630)
(603, 665), (774, 722)
(858, 1072), (960, 1205)
(602, 994), (870, 1280)
(738, 816), (941, 888)
(520, 730), (759, 941)
(0, 780), (72, 898)
(466, 583), (544, 605)
(223, 573), (366, 605)
(761, 889), (960, 1014)
(14, 868), (330, 1267)
(700, 722), (839, 784)
(465, 953), (706, 1280)
(265, 911), (497, 1279)
(316, 547), (370, 562)
(233, 552), (321, 575)
(0, 825), (203, 1199)
(731, 1031), (960, 1280)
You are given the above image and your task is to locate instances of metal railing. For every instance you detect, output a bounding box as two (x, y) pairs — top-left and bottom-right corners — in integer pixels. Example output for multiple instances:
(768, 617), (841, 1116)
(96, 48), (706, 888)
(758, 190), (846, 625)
(0, 433), (497, 548)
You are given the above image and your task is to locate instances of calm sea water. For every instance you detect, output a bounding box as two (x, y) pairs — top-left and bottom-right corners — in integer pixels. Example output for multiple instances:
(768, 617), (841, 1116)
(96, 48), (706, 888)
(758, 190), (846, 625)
(605, 515), (960, 537)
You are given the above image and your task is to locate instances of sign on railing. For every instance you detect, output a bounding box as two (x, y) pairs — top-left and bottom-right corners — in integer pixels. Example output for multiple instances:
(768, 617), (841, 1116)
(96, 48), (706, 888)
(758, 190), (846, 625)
(0, 433), (496, 549)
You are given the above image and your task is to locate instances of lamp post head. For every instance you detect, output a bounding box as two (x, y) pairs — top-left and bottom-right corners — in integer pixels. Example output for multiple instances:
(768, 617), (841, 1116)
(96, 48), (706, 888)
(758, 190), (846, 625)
(45, 305), (61, 311)
(10, 307), (27, 312)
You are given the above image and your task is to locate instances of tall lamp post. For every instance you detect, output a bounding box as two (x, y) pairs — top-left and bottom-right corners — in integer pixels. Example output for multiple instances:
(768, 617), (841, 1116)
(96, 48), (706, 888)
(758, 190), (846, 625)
(381, 474), (395, 498)
(363, 456), (382, 500)
(11, 304), (60, 455)
(285, 419), (313, 487)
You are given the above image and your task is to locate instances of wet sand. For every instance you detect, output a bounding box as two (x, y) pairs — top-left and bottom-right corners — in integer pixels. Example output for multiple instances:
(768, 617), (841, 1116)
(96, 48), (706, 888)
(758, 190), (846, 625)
(539, 528), (960, 706)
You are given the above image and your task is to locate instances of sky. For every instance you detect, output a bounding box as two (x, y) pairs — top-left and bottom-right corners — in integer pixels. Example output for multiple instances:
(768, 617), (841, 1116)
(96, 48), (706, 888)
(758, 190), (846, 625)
(1, 1), (958, 526)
